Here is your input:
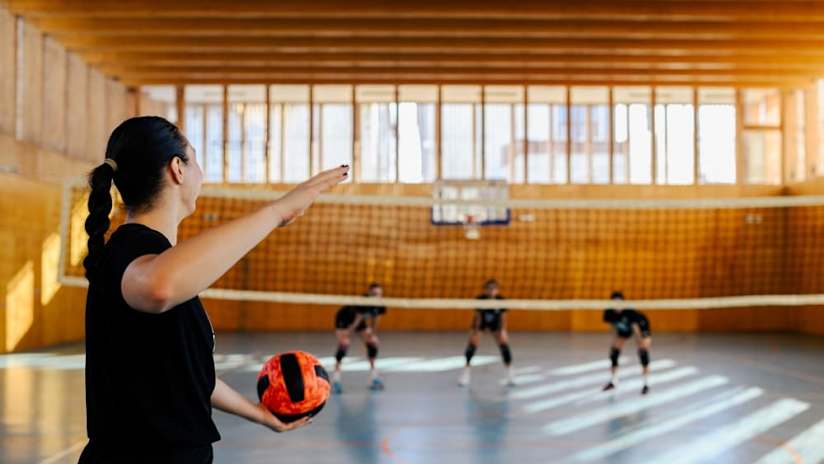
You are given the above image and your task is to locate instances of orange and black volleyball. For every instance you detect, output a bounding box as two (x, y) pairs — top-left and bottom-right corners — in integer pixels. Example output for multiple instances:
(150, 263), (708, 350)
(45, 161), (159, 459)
(256, 351), (331, 423)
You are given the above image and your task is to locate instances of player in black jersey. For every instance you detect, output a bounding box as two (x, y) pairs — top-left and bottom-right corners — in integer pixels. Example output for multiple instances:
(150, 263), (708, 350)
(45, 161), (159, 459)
(602, 291), (652, 395)
(459, 279), (515, 387)
(332, 283), (386, 393)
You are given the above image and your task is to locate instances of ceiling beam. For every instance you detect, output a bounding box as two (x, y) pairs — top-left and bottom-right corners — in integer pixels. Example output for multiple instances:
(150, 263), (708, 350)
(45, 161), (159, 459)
(78, 51), (824, 69)
(31, 17), (824, 40)
(122, 74), (808, 88)
(9, 0), (824, 22)
(96, 61), (824, 74)
(55, 35), (824, 54)
(104, 65), (819, 80)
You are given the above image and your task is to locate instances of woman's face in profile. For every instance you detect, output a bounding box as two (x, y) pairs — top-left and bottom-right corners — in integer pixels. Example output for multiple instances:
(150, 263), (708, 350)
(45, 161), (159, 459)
(181, 144), (203, 215)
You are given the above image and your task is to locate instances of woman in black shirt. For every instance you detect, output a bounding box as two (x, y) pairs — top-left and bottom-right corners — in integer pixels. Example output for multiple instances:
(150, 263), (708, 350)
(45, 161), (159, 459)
(79, 116), (348, 463)
(458, 279), (515, 387)
(331, 283), (386, 393)
(602, 291), (653, 395)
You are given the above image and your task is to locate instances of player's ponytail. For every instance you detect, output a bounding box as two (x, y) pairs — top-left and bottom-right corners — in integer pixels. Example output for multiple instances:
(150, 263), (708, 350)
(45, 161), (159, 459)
(83, 160), (116, 279)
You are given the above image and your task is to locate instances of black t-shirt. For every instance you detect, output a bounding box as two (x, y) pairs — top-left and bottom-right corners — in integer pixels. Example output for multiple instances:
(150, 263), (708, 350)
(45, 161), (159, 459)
(341, 294), (387, 320)
(356, 304), (387, 319)
(476, 294), (506, 320)
(84, 223), (220, 451)
(603, 308), (646, 333)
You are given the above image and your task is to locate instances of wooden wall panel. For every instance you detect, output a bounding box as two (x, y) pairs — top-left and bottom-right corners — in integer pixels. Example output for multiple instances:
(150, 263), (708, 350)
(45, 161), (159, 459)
(0, 173), (87, 353)
(0, 133), (91, 181)
(0, 7), (15, 136)
(42, 37), (67, 153)
(66, 52), (88, 161)
(87, 69), (106, 162)
(105, 79), (128, 135)
(18, 20), (43, 144)
(797, 307), (824, 335)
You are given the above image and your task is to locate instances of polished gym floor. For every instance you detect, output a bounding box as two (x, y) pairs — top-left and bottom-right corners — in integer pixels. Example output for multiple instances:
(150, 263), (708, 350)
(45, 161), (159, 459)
(2, 332), (824, 464)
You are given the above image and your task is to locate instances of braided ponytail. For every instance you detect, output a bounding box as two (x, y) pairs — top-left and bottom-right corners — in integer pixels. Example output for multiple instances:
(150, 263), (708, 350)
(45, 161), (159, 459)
(83, 161), (116, 279)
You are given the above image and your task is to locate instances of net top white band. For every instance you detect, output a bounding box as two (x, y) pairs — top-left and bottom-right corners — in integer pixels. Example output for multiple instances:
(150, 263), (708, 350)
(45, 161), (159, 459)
(54, 276), (824, 310)
(65, 176), (824, 210)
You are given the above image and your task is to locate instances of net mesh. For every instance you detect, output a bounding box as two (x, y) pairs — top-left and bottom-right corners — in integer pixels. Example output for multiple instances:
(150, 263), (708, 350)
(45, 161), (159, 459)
(59, 179), (824, 310)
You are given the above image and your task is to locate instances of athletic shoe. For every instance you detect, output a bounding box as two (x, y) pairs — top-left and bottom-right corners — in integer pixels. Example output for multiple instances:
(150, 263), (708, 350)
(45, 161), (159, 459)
(332, 381), (343, 394)
(504, 367), (516, 387)
(641, 385), (650, 395)
(458, 367), (471, 387)
(602, 382), (616, 392)
(369, 377), (385, 391)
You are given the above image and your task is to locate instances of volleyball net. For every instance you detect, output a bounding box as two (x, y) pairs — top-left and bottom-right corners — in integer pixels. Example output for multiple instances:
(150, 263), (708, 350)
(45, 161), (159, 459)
(58, 178), (824, 310)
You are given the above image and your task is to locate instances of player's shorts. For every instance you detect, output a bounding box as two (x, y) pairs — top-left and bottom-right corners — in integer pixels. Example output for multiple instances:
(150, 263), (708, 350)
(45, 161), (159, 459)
(335, 308), (367, 332)
(616, 317), (651, 339)
(475, 311), (503, 332)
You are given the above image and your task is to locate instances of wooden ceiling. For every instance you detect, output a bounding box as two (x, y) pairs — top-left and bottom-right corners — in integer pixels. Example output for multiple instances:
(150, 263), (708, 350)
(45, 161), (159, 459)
(5, 0), (824, 88)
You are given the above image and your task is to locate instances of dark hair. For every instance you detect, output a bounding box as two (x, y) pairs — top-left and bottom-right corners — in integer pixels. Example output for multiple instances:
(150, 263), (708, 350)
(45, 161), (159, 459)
(83, 116), (189, 280)
(368, 282), (382, 291)
(610, 291), (624, 300)
(484, 279), (499, 288)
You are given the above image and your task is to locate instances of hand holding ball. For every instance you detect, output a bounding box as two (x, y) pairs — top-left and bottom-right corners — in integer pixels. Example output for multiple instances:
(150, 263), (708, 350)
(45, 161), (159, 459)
(257, 351), (331, 423)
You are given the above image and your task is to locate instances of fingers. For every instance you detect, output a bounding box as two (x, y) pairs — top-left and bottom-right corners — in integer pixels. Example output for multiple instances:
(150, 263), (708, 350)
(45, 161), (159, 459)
(304, 165), (349, 189)
(282, 416), (312, 432)
(314, 169), (349, 192)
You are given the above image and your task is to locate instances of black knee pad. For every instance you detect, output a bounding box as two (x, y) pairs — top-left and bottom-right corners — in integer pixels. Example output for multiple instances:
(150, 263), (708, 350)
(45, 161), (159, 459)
(638, 348), (650, 367)
(335, 345), (348, 363)
(499, 343), (512, 365)
(366, 342), (378, 359)
(464, 344), (477, 363)
(609, 347), (621, 368)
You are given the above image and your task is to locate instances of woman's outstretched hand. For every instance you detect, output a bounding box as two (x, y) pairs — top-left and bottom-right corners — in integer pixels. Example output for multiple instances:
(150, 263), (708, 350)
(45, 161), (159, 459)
(272, 165), (349, 227)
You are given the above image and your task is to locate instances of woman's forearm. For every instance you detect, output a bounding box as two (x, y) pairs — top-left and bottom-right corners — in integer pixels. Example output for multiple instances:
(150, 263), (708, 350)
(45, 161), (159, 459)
(211, 378), (265, 424)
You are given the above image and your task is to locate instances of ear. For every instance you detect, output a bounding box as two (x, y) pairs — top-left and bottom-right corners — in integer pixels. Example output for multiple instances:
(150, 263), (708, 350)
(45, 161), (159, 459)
(169, 157), (185, 185)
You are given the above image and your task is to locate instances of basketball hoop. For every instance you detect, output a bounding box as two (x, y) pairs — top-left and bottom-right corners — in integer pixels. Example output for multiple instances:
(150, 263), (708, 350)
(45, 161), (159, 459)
(463, 214), (481, 240)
